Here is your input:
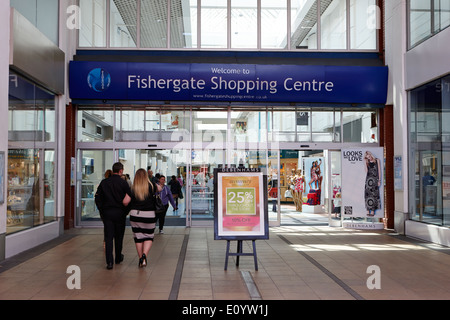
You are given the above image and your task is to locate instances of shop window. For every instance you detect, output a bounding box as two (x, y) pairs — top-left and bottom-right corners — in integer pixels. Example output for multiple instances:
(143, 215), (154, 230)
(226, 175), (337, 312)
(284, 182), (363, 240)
(7, 149), (55, 235)
(7, 72), (57, 234)
(410, 76), (450, 226)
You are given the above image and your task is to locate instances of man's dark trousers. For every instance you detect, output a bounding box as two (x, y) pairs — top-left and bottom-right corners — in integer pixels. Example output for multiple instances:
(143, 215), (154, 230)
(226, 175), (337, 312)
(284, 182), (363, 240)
(103, 208), (126, 265)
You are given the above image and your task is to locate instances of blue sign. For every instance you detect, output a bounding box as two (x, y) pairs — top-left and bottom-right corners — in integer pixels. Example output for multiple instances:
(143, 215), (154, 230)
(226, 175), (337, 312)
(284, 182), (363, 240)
(87, 68), (111, 92)
(69, 61), (388, 104)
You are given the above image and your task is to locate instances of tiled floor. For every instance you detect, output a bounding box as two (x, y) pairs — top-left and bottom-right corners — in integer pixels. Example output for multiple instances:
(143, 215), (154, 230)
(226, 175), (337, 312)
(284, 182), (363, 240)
(1, 223), (450, 300)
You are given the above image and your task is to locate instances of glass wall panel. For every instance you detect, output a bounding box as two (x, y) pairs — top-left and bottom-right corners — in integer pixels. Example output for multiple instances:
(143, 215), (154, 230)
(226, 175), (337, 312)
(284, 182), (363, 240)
(342, 111), (377, 143)
(190, 149), (225, 223)
(291, 0), (318, 49)
(78, 106), (114, 142)
(409, 0), (432, 47)
(231, 0), (257, 49)
(261, 0), (287, 49)
(350, 0), (377, 50)
(201, 0), (227, 48)
(231, 110), (267, 143)
(11, 0), (59, 45)
(9, 95), (43, 142)
(408, 0), (450, 48)
(160, 109), (191, 142)
(141, 0), (168, 48)
(296, 110), (311, 142)
(80, 150), (114, 222)
(170, 0), (197, 48)
(77, 0), (380, 51)
(110, 0), (137, 47)
(192, 110), (228, 144)
(79, 0), (107, 47)
(116, 108), (145, 141)
(435, 0), (450, 32)
(321, 0), (347, 49)
(8, 73), (55, 142)
(311, 110), (335, 142)
(270, 109), (296, 142)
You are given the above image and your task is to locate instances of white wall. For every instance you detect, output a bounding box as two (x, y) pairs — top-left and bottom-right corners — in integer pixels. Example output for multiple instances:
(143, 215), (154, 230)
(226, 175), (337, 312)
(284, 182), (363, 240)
(57, 0), (78, 222)
(405, 26), (450, 90)
(385, 0), (409, 216)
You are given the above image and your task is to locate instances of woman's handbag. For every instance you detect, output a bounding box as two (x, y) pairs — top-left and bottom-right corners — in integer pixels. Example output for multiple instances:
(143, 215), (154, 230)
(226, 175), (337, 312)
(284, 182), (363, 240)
(284, 189), (293, 198)
(150, 181), (165, 214)
(154, 193), (165, 214)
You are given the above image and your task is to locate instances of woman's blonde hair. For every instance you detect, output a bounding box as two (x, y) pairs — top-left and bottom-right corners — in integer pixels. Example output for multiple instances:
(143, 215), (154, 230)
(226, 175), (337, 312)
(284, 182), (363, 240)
(132, 168), (150, 201)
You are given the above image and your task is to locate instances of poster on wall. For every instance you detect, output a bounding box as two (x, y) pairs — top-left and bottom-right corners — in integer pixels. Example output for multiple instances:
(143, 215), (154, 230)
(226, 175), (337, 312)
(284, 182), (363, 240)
(214, 168), (268, 240)
(341, 148), (384, 218)
(303, 157), (325, 206)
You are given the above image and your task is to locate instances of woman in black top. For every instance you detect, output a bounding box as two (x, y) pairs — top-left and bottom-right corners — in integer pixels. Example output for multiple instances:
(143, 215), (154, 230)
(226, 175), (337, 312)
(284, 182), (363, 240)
(168, 175), (182, 208)
(129, 168), (161, 267)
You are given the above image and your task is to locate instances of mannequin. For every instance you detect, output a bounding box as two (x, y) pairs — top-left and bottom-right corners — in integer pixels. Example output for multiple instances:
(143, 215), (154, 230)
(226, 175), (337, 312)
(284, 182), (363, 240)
(293, 169), (305, 211)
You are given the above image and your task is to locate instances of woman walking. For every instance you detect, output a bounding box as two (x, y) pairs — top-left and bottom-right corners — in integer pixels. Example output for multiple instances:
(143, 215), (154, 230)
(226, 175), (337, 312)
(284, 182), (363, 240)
(156, 175), (177, 234)
(129, 168), (162, 267)
(168, 175), (182, 209)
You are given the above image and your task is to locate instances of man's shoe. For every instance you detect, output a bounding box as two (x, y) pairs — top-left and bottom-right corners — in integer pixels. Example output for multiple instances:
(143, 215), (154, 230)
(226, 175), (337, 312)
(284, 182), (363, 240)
(107, 263), (113, 270)
(115, 254), (124, 264)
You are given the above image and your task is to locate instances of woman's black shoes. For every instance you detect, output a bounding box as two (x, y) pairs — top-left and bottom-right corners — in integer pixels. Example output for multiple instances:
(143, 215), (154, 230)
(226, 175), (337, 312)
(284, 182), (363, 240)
(139, 253), (147, 268)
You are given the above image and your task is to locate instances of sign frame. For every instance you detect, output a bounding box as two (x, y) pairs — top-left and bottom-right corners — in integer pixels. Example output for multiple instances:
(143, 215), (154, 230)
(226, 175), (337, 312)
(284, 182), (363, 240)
(341, 147), (384, 219)
(214, 167), (269, 241)
(69, 61), (389, 104)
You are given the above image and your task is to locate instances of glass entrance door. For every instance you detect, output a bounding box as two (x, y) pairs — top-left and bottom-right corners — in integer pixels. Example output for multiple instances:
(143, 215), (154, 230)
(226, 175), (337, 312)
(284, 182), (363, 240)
(188, 149), (225, 226)
(328, 150), (342, 226)
(78, 149), (114, 225)
(77, 147), (188, 226)
(120, 148), (189, 226)
(229, 148), (281, 226)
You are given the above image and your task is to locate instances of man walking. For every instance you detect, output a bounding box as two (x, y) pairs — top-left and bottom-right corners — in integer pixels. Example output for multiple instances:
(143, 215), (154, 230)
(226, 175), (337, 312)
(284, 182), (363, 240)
(95, 162), (131, 269)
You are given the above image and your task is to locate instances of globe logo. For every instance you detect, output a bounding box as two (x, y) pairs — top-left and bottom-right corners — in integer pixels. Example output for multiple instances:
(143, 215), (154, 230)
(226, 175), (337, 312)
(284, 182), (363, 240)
(87, 68), (111, 92)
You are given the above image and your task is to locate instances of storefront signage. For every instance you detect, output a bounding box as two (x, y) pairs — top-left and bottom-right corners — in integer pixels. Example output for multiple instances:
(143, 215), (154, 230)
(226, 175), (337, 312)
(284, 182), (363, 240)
(214, 168), (268, 240)
(70, 61), (388, 104)
(341, 148), (384, 219)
